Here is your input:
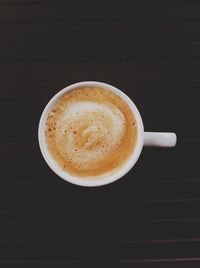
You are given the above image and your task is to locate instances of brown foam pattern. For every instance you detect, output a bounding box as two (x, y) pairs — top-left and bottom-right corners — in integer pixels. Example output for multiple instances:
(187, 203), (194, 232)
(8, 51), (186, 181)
(45, 87), (137, 179)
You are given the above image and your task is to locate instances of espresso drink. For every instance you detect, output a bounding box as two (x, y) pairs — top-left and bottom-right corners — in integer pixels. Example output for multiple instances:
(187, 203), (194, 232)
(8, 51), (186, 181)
(45, 87), (137, 179)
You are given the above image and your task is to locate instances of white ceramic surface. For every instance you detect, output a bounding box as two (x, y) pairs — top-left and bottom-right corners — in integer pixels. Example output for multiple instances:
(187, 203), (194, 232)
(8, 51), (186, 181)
(38, 81), (177, 187)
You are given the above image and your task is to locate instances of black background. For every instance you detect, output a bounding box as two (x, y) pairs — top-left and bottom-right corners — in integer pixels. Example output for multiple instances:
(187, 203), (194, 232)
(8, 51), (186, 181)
(1, 0), (200, 267)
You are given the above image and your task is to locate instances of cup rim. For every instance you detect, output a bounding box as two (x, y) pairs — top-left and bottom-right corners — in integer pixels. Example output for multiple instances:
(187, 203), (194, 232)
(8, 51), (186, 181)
(38, 81), (144, 187)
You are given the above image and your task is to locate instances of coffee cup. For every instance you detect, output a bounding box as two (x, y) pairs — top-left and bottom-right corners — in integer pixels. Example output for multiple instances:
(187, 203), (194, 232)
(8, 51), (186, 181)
(38, 81), (177, 187)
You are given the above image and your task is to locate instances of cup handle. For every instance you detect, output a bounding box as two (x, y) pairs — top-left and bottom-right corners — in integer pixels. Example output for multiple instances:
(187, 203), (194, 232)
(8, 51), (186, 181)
(144, 132), (177, 147)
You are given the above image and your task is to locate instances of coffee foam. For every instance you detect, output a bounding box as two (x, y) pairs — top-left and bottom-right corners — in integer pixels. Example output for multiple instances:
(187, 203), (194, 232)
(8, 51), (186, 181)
(45, 87), (137, 179)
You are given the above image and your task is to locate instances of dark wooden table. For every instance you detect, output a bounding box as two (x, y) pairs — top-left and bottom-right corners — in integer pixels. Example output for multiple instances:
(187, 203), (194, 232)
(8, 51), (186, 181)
(1, 0), (200, 267)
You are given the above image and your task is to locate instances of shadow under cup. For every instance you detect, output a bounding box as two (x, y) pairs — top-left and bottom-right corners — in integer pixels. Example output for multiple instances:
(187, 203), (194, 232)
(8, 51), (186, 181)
(38, 81), (144, 187)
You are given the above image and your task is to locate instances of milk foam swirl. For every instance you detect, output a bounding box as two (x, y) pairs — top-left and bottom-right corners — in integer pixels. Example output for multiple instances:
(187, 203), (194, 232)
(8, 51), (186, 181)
(55, 101), (125, 170)
(45, 87), (137, 178)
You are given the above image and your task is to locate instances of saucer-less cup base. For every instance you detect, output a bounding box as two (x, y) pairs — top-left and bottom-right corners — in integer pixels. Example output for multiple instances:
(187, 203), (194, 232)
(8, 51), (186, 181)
(38, 81), (177, 187)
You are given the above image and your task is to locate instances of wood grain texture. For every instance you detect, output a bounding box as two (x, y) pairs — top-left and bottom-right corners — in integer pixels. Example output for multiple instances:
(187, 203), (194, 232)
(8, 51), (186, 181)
(0, 0), (200, 267)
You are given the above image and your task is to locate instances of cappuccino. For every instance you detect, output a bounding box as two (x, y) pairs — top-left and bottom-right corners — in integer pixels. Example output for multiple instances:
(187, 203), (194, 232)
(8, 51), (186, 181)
(45, 87), (137, 179)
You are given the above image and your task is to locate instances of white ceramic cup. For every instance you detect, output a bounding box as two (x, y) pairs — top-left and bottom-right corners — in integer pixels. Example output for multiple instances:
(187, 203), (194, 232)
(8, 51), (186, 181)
(38, 81), (177, 187)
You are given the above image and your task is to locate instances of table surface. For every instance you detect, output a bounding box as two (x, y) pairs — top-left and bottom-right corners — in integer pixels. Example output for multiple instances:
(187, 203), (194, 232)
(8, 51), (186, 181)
(1, 0), (200, 267)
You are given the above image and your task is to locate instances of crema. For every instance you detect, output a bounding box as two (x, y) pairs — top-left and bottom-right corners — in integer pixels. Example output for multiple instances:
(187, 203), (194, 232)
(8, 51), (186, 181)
(45, 87), (137, 179)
